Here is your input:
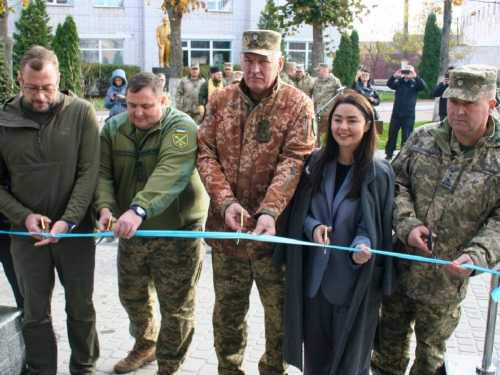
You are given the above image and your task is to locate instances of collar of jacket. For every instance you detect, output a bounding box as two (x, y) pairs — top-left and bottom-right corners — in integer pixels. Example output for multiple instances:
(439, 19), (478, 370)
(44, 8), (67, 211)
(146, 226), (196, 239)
(187, 73), (203, 81)
(0, 91), (73, 129)
(428, 115), (500, 156)
(119, 106), (168, 137)
(238, 74), (281, 105)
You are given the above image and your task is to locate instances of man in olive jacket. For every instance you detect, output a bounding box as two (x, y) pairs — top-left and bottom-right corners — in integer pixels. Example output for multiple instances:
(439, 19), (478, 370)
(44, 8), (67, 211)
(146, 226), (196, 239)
(94, 72), (206, 375)
(0, 46), (100, 374)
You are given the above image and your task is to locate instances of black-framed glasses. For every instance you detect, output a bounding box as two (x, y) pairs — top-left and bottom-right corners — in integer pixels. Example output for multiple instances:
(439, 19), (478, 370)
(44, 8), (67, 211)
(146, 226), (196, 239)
(22, 85), (58, 95)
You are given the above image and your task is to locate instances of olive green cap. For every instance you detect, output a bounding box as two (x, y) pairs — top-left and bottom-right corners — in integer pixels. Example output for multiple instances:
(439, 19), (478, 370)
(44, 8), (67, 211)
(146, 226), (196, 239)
(285, 62), (296, 70)
(443, 64), (498, 101)
(228, 71), (244, 84)
(314, 63), (329, 71)
(296, 64), (305, 72)
(241, 30), (282, 56)
(190, 62), (199, 69)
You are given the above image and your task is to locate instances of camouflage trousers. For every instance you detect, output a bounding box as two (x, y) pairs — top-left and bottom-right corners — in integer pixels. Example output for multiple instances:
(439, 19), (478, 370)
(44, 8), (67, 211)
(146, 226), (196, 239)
(185, 111), (202, 125)
(370, 288), (461, 375)
(118, 235), (205, 373)
(212, 251), (287, 375)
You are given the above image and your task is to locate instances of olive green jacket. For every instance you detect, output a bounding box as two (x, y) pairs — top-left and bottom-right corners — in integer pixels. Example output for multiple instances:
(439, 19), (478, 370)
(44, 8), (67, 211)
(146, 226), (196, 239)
(0, 91), (99, 232)
(94, 107), (206, 230)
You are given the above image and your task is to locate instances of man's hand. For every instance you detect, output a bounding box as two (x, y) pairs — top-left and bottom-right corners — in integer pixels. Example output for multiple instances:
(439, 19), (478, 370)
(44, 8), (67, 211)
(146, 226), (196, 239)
(443, 77), (450, 86)
(224, 203), (251, 231)
(408, 70), (417, 79)
(313, 225), (332, 245)
(25, 213), (51, 242)
(407, 225), (436, 255)
(34, 220), (70, 247)
(353, 244), (372, 265)
(250, 214), (276, 236)
(394, 69), (402, 78)
(97, 208), (117, 232)
(113, 209), (143, 239)
(115, 94), (125, 100)
(445, 253), (474, 277)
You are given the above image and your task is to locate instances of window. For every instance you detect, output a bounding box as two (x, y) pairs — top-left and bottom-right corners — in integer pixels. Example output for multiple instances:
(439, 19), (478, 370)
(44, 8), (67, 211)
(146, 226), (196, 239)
(182, 40), (232, 67)
(46, 0), (73, 5)
(94, 0), (123, 6)
(285, 41), (313, 69)
(80, 39), (124, 64)
(207, 0), (232, 12)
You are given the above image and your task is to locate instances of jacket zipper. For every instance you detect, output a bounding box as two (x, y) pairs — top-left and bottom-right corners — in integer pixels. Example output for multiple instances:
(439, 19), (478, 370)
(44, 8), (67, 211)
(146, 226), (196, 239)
(283, 167), (296, 191)
(38, 129), (43, 156)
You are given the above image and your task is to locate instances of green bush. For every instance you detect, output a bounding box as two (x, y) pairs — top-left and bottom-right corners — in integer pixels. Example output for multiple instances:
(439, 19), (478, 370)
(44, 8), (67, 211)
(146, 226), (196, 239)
(82, 63), (141, 97)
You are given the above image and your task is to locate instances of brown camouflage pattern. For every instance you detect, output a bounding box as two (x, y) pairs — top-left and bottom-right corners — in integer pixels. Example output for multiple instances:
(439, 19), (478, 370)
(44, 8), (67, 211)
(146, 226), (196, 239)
(175, 74), (206, 113)
(391, 116), (500, 305)
(442, 64), (498, 102)
(312, 73), (342, 119)
(197, 78), (316, 259)
(296, 74), (315, 97)
(240, 30), (282, 56)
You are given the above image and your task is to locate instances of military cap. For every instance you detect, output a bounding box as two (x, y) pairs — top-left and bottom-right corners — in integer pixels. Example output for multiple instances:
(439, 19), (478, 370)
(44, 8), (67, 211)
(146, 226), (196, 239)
(190, 62), (199, 69)
(210, 66), (221, 74)
(228, 71), (244, 84)
(224, 62), (233, 69)
(156, 73), (166, 80)
(296, 64), (305, 72)
(241, 29), (281, 56)
(314, 63), (330, 71)
(443, 64), (498, 101)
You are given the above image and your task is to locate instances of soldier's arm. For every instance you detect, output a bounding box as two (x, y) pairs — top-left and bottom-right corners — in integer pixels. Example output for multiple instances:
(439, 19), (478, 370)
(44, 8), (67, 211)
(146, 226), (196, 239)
(175, 79), (184, 108)
(94, 123), (117, 216)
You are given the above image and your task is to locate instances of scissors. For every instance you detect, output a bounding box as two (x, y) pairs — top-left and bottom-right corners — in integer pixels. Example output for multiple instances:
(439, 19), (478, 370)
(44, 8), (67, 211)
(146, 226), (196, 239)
(428, 228), (439, 269)
(323, 226), (328, 254)
(96, 216), (115, 245)
(40, 216), (47, 241)
(236, 209), (243, 245)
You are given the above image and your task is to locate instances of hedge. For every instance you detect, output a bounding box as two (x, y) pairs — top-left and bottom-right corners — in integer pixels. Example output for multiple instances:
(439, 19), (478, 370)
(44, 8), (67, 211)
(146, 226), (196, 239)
(82, 63), (141, 97)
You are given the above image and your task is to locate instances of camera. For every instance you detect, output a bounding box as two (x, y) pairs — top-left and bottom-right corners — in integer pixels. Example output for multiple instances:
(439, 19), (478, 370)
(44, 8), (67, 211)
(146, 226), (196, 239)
(401, 69), (411, 74)
(445, 73), (450, 79)
(359, 65), (364, 70)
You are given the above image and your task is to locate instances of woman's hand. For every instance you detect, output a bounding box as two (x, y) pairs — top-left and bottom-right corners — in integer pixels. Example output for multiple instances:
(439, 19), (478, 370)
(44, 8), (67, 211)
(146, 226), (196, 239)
(352, 244), (372, 265)
(313, 225), (332, 245)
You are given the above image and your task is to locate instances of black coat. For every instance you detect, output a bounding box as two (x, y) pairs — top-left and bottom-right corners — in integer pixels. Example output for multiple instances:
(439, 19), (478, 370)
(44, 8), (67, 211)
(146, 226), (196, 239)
(274, 151), (398, 374)
(387, 76), (427, 118)
(433, 82), (449, 117)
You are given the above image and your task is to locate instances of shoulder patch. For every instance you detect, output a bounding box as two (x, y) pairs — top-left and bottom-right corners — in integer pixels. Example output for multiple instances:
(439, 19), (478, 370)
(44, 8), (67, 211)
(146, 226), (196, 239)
(173, 133), (188, 149)
(176, 127), (187, 133)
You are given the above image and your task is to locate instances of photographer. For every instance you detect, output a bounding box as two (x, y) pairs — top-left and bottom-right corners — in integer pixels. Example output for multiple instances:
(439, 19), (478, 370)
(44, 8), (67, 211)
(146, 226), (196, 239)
(351, 66), (380, 119)
(433, 66), (454, 121)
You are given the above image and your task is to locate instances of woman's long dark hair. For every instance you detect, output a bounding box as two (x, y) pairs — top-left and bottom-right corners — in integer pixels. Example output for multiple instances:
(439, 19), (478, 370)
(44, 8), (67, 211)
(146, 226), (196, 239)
(311, 91), (377, 199)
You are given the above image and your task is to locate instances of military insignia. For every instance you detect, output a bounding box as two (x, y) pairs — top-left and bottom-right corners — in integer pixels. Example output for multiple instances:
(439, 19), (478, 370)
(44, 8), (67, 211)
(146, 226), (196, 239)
(173, 134), (188, 149)
(176, 127), (186, 134)
(253, 33), (259, 41)
(457, 79), (464, 87)
(258, 120), (270, 143)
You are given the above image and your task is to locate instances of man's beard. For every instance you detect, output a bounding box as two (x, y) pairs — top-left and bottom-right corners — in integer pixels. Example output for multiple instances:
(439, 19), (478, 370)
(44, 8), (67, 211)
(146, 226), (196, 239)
(25, 99), (57, 114)
(213, 78), (221, 85)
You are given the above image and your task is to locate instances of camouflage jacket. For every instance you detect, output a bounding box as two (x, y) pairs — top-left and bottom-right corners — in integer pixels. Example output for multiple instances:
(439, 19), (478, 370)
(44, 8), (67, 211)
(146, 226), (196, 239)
(392, 116), (500, 304)
(296, 74), (315, 97)
(197, 77), (316, 259)
(312, 73), (342, 118)
(175, 74), (205, 113)
(280, 71), (296, 87)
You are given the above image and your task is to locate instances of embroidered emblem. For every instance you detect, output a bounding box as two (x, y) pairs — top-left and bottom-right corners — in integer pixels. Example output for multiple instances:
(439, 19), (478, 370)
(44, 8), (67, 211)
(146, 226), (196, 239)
(176, 127), (186, 134)
(173, 134), (188, 149)
(253, 33), (259, 41)
(457, 79), (464, 87)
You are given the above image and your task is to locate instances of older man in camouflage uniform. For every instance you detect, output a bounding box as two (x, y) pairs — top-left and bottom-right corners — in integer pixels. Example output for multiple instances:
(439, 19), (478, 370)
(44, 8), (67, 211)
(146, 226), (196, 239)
(280, 61), (297, 86)
(95, 73), (206, 375)
(295, 64), (314, 97)
(197, 30), (316, 375)
(371, 65), (500, 375)
(312, 62), (342, 137)
(175, 62), (205, 124)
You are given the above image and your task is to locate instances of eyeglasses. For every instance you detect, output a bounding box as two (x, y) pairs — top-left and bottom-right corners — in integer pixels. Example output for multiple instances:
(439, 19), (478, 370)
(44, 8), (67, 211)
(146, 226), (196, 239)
(21, 78), (58, 95)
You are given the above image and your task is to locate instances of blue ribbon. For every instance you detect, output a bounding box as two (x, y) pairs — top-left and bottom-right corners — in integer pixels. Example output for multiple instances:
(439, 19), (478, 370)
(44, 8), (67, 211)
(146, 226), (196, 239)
(3, 229), (500, 301)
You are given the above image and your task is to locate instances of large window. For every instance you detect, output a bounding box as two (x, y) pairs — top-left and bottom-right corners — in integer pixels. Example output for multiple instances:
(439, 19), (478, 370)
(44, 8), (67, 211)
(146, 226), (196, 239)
(80, 39), (124, 64)
(286, 41), (313, 69)
(94, 0), (123, 6)
(206, 0), (232, 12)
(46, 0), (73, 5)
(182, 40), (231, 67)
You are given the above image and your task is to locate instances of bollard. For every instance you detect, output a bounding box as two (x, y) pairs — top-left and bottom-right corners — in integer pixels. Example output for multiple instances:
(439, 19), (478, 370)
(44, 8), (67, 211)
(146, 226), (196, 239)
(476, 274), (499, 375)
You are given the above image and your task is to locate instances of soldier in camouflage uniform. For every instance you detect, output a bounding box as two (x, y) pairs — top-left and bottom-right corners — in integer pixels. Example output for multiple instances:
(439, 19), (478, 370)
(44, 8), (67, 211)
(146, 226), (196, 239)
(157, 73), (172, 107)
(280, 61), (297, 86)
(312, 62), (342, 138)
(295, 64), (314, 97)
(197, 30), (316, 374)
(223, 62), (234, 83)
(175, 63), (205, 124)
(94, 73), (207, 375)
(371, 65), (500, 375)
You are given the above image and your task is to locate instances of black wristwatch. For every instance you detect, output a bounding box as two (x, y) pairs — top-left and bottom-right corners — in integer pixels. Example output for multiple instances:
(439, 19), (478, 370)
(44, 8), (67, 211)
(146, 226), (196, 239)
(64, 221), (76, 233)
(130, 205), (147, 220)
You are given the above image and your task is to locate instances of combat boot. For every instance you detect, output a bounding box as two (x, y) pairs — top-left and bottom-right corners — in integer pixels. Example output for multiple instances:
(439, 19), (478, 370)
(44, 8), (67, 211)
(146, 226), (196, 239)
(114, 342), (156, 373)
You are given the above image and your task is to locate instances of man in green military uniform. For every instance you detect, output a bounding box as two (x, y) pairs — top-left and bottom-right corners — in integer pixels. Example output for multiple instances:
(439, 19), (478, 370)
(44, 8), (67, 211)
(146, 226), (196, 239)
(312, 62), (342, 137)
(94, 72), (207, 375)
(175, 63), (205, 124)
(223, 62), (233, 83)
(295, 64), (314, 97)
(371, 65), (500, 375)
(280, 61), (296, 86)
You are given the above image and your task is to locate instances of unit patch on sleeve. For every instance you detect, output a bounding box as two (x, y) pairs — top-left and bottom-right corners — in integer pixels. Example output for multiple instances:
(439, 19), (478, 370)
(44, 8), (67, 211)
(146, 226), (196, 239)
(173, 127), (189, 149)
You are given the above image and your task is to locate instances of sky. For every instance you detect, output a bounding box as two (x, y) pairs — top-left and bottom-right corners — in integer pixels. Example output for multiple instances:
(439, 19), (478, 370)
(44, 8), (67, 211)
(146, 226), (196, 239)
(352, 0), (463, 42)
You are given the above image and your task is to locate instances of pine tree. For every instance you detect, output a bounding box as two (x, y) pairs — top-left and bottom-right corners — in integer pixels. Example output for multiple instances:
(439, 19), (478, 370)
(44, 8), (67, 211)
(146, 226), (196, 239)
(51, 16), (82, 96)
(0, 37), (12, 103)
(12, 0), (52, 76)
(418, 12), (442, 99)
(332, 35), (352, 86)
(258, 0), (286, 57)
(350, 30), (360, 82)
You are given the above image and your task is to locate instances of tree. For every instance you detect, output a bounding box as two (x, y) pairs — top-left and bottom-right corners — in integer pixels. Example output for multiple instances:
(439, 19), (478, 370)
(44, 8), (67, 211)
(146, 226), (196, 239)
(0, 36), (12, 103)
(51, 16), (82, 96)
(276, 0), (366, 77)
(159, 1), (206, 79)
(332, 35), (352, 86)
(258, 0), (286, 58)
(350, 29), (360, 81)
(12, 0), (52, 76)
(418, 13), (441, 99)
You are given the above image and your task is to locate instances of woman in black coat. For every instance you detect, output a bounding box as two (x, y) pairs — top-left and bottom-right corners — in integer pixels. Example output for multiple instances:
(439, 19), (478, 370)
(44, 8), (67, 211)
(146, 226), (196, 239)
(351, 68), (381, 120)
(274, 92), (397, 375)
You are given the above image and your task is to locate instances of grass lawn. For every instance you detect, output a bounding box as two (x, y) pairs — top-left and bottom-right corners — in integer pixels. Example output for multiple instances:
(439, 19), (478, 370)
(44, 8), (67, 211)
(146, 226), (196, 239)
(377, 121), (430, 150)
(85, 97), (106, 111)
(378, 91), (395, 102)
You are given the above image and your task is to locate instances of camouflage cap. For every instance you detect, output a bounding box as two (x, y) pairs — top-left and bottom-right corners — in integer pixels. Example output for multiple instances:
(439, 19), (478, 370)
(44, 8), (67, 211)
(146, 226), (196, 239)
(228, 71), (244, 84)
(190, 62), (200, 69)
(285, 62), (297, 70)
(224, 62), (233, 69)
(241, 30), (281, 56)
(442, 64), (498, 101)
(296, 64), (305, 72)
(156, 73), (166, 80)
(314, 62), (330, 71)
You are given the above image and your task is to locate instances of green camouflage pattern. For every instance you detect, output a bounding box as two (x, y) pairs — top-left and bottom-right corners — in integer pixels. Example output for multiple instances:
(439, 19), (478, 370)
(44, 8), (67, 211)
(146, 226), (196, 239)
(295, 64), (305, 72)
(241, 30), (281, 56)
(280, 71), (296, 86)
(314, 62), (329, 70)
(312, 73), (342, 119)
(296, 74), (315, 97)
(118, 236), (205, 374)
(228, 71), (244, 85)
(371, 289), (461, 375)
(175, 74), (206, 113)
(391, 116), (500, 305)
(212, 250), (287, 375)
(224, 62), (233, 69)
(284, 62), (296, 71)
(442, 64), (498, 101)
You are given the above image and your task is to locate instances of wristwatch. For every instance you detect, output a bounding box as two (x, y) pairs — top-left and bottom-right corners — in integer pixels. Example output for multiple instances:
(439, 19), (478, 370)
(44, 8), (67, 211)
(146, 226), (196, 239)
(130, 205), (147, 220)
(64, 221), (76, 233)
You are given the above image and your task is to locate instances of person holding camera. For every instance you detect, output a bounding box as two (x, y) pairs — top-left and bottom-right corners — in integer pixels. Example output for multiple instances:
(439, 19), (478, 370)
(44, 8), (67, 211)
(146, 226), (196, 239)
(105, 69), (128, 118)
(433, 66), (455, 122)
(385, 65), (426, 161)
(351, 66), (380, 119)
